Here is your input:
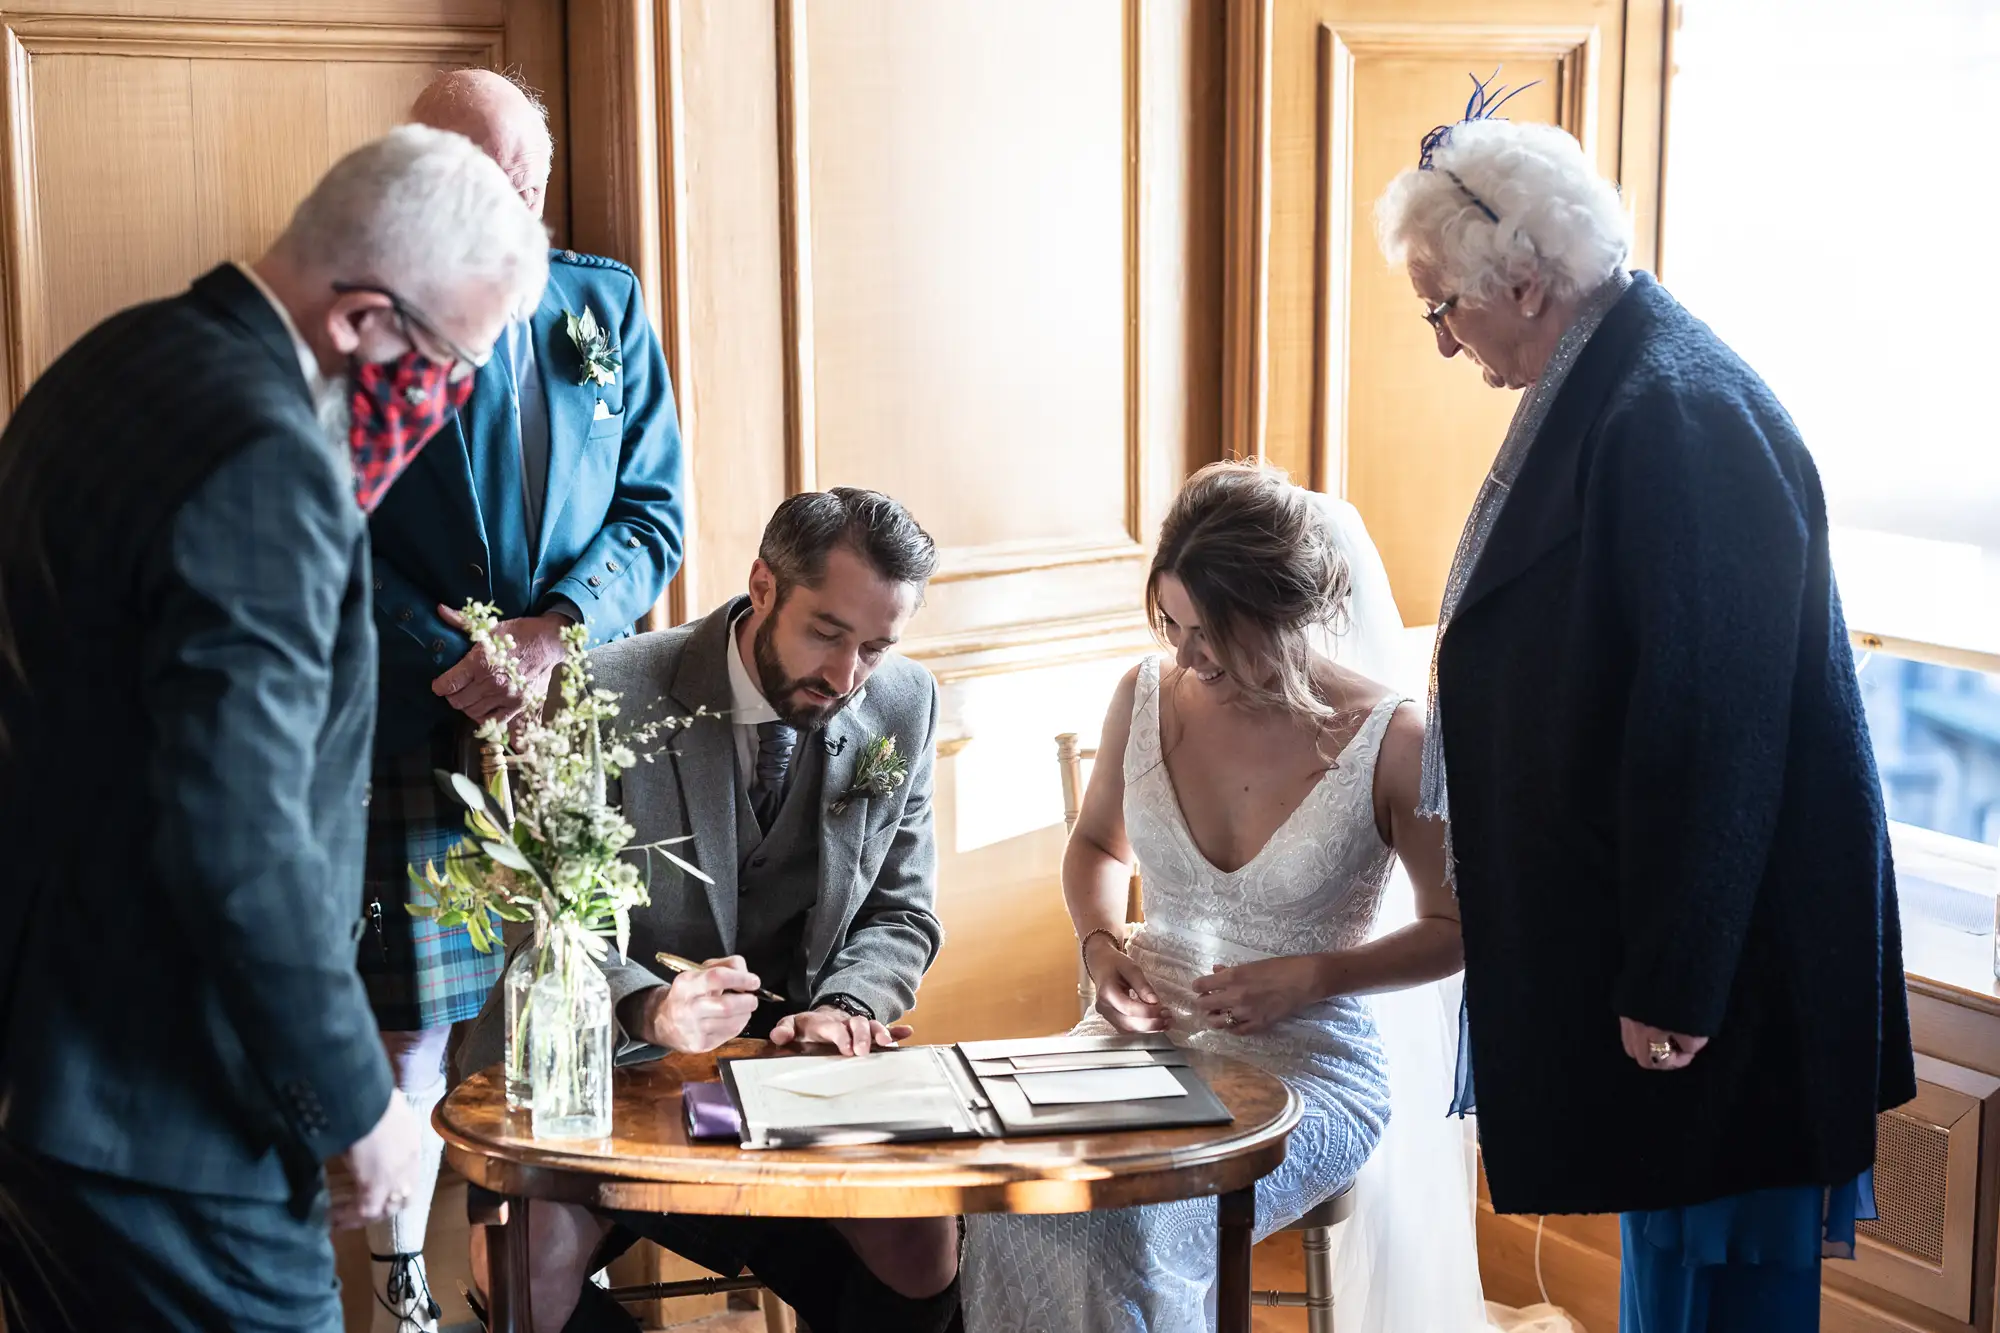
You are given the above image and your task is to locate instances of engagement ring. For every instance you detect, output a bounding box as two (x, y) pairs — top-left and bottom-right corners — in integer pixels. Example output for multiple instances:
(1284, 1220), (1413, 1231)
(1648, 1039), (1674, 1065)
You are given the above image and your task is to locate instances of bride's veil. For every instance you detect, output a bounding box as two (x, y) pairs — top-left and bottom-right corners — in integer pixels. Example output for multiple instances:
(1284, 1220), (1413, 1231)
(1309, 494), (1492, 1333)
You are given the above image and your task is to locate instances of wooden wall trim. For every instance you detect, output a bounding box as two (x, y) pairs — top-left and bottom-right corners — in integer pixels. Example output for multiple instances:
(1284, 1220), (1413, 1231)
(1308, 24), (1352, 495)
(2, 15), (501, 60)
(655, 0), (695, 625)
(774, 0), (815, 499)
(931, 536), (1147, 586)
(568, 0), (697, 630)
(903, 608), (1156, 686)
(0, 27), (37, 413)
(1220, 0), (1270, 463)
(1123, 0), (1147, 544)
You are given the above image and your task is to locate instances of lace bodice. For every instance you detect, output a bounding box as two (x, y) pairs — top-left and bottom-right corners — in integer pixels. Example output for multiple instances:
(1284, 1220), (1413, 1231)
(1124, 655), (1399, 962)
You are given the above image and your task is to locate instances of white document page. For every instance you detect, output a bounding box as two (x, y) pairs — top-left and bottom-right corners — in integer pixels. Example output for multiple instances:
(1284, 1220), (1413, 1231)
(734, 1049), (972, 1132)
(1013, 1065), (1189, 1106)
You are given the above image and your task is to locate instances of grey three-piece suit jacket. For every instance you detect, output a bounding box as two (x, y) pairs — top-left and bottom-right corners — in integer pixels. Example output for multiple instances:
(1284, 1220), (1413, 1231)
(461, 596), (945, 1075)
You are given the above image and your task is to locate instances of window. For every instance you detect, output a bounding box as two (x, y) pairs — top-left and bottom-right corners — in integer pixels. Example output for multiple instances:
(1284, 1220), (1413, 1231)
(1666, 0), (2000, 659)
(1669, 2), (2000, 961)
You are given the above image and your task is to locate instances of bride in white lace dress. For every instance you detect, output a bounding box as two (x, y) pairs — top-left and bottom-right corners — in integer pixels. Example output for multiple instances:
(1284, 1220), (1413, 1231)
(961, 463), (1473, 1333)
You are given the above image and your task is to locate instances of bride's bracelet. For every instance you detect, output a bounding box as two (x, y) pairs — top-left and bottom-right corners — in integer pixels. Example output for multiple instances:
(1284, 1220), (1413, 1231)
(1079, 928), (1127, 982)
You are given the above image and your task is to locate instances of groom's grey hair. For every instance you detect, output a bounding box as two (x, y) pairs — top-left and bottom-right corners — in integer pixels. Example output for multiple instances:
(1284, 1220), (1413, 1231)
(270, 124), (548, 321)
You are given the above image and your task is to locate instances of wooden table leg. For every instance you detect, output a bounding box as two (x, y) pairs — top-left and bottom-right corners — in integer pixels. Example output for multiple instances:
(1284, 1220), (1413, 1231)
(1216, 1187), (1254, 1333)
(482, 1195), (532, 1333)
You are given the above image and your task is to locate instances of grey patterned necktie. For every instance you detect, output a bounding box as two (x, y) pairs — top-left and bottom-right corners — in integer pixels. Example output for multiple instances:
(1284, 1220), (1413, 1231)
(750, 720), (798, 831)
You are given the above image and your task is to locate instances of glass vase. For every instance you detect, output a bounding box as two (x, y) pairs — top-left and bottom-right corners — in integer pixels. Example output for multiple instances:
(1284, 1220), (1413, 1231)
(528, 943), (613, 1140)
(501, 942), (550, 1112)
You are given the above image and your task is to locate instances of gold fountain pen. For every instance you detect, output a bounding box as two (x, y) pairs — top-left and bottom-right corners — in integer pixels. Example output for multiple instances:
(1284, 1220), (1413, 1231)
(653, 950), (786, 1003)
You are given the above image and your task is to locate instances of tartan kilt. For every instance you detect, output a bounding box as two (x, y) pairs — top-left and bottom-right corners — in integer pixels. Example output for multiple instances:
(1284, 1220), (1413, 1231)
(357, 721), (505, 1031)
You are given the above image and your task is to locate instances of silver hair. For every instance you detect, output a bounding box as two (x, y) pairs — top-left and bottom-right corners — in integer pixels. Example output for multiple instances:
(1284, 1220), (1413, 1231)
(1374, 119), (1629, 307)
(272, 123), (548, 322)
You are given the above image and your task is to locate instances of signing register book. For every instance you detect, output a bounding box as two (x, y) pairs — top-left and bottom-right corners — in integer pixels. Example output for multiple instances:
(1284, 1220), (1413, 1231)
(697, 1033), (1232, 1149)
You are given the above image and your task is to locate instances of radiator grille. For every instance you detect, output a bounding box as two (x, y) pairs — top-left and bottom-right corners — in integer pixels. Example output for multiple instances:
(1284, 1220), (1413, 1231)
(1857, 1108), (1950, 1266)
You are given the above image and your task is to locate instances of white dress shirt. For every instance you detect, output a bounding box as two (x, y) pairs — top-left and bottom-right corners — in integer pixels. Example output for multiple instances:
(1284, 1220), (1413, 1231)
(233, 262), (324, 396)
(725, 606), (781, 781)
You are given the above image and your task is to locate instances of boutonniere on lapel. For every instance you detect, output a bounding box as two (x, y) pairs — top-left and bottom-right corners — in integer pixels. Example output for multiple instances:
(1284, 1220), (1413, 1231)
(828, 734), (908, 816)
(562, 306), (622, 388)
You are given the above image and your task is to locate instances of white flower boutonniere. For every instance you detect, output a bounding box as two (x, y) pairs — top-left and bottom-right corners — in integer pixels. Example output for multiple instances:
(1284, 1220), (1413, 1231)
(563, 306), (622, 388)
(829, 735), (909, 815)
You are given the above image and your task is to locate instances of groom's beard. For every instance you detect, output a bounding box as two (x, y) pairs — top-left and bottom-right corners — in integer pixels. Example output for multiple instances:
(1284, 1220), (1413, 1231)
(753, 614), (857, 731)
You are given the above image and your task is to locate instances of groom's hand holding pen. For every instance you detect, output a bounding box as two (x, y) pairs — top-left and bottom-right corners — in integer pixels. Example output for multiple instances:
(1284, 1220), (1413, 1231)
(620, 953), (770, 1054)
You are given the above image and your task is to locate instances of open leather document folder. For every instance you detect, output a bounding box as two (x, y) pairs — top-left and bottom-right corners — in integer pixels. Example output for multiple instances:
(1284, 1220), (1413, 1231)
(706, 1033), (1233, 1149)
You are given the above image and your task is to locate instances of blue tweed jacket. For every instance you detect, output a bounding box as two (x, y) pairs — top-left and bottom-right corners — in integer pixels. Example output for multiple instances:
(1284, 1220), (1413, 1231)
(369, 248), (686, 759)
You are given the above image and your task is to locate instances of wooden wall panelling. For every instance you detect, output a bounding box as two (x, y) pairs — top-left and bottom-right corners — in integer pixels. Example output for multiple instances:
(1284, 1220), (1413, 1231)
(567, 0), (695, 626)
(0, 8), (523, 423)
(674, 0), (788, 617)
(1266, 7), (1615, 621)
(504, 0), (568, 248)
(1220, 0), (1271, 464)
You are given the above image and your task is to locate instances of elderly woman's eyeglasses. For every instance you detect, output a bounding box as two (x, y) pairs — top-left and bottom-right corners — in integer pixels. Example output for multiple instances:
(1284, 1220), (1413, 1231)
(1423, 296), (1459, 332)
(331, 281), (493, 373)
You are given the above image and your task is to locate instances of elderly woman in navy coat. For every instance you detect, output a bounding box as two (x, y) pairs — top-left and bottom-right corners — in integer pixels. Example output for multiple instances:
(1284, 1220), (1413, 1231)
(1373, 85), (1915, 1332)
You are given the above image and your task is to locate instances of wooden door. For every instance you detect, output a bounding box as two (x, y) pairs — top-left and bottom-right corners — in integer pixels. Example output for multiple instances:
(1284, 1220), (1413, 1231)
(0, 0), (568, 425)
(1248, 0), (1670, 622)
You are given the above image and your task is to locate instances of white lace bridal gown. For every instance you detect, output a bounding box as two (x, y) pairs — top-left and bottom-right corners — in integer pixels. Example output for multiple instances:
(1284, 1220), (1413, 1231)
(961, 655), (1402, 1333)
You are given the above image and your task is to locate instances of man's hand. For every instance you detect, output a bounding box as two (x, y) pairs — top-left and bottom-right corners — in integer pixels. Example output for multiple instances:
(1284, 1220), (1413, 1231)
(1618, 1016), (1709, 1072)
(631, 956), (761, 1053)
(326, 1093), (422, 1230)
(431, 607), (568, 723)
(770, 1007), (913, 1056)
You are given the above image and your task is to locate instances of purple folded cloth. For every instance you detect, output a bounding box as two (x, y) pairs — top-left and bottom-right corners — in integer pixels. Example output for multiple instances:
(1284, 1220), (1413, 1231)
(683, 1082), (744, 1141)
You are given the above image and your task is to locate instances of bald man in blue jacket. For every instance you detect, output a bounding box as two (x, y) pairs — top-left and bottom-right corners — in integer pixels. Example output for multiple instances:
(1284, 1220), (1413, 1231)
(358, 70), (685, 1330)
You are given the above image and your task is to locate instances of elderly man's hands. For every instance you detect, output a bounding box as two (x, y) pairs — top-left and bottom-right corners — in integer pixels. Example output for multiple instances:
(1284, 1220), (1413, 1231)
(431, 606), (568, 724)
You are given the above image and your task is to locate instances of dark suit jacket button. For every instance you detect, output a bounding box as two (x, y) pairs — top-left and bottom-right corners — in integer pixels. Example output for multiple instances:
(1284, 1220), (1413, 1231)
(469, 562), (484, 578)
(397, 608), (413, 622)
(373, 577), (383, 592)
(588, 576), (602, 588)
(431, 639), (445, 653)
(751, 855), (768, 868)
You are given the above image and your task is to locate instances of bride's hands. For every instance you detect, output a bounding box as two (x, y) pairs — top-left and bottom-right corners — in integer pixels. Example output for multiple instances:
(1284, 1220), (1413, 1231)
(1087, 936), (1168, 1032)
(1193, 956), (1328, 1035)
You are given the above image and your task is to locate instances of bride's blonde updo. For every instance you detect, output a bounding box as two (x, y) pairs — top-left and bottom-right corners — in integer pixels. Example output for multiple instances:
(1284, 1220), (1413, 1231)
(1145, 461), (1351, 719)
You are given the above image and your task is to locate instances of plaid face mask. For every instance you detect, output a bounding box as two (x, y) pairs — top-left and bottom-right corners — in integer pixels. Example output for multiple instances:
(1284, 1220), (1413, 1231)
(347, 352), (474, 513)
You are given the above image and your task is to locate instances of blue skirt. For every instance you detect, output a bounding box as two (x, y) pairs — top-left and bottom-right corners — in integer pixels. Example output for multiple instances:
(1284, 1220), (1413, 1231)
(1619, 1172), (1875, 1332)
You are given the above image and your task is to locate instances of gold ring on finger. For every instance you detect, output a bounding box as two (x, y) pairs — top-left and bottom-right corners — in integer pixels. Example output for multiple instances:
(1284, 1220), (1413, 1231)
(1648, 1039), (1674, 1065)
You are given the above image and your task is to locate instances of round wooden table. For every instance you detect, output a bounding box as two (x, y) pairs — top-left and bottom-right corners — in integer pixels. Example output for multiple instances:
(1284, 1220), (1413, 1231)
(439, 1038), (1300, 1333)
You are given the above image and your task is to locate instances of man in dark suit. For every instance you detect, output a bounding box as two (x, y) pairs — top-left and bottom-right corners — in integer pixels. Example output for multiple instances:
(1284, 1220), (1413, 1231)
(460, 489), (959, 1333)
(357, 72), (686, 1329)
(0, 126), (547, 1331)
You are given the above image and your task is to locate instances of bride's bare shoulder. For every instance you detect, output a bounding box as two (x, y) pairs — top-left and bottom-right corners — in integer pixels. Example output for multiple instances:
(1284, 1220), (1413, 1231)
(1310, 656), (1395, 715)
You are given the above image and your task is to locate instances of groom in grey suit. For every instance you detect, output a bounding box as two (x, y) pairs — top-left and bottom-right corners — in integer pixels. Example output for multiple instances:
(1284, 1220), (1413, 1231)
(462, 487), (960, 1333)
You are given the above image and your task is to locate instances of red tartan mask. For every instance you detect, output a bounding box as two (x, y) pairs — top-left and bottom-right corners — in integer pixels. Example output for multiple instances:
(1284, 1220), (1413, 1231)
(347, 353), (474, 513)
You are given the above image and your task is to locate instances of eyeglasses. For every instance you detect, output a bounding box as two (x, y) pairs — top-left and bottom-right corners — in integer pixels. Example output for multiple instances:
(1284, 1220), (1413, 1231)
(331, 282), (493, 372)
(1423, 295), (1460, 332)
